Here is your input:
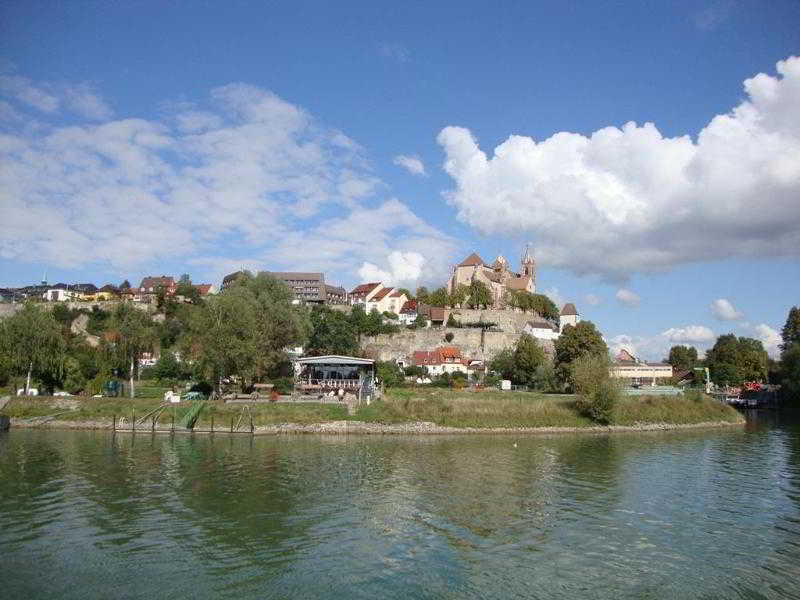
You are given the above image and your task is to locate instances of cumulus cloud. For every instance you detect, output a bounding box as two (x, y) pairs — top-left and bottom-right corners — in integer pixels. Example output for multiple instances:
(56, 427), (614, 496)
(616, 288), (641, 306)
(710, 298), (744, 320)
(359, 251), (426, 286)
(0, 79), (455, 287)
(437, 57), (800, 280)
(662, 325), (716, 344)
(753, 324), (782, 358)
(609, 324), (717, 361)
(393, 154), (426, 176)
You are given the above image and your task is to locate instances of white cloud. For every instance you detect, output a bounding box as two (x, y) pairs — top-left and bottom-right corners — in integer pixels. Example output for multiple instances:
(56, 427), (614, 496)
(393, 154), (426, 176)
(437, 56), (800, 280)
(616, 288), (640, 306)
(0, 74), (59, 112)
(753, 323), (782, 358)
(662, 325), (716, 344)
(62, 84), (113, 120)
(359, 251), (426, 286)
(710, 298), (744, 321)
(0, 80), (455, 287)
(585, 293), (602, 306)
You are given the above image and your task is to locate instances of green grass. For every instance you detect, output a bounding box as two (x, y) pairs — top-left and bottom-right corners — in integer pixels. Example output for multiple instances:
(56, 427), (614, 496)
(1, 389), (742, 429)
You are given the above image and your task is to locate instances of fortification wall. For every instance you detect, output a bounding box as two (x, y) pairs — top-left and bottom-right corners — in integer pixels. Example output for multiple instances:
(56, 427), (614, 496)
(362, 327), (554, 363)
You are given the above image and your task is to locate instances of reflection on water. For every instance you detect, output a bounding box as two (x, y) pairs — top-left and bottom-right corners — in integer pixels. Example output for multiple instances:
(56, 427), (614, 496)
(1, 412), (800, 599)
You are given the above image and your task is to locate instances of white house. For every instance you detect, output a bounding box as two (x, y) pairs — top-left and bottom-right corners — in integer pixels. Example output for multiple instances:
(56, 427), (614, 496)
(523, 319), (560, 341)
(398, 300), (419, 325)
(413, 347), (473, 377)
(349, 282), (384, 306)
(42, 288), (82, 302)
(610, 349), (673, 386)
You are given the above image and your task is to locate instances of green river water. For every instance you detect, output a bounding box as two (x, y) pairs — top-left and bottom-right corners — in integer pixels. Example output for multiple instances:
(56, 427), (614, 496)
(1, 411), (799, 599)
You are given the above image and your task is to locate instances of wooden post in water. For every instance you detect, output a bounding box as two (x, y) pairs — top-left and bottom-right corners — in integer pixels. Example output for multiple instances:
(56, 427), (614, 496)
(112, 414), (116, 431)
(250, 414), (253, 435)
(171, 407), (175, 433)
(210, 413), (214, 433)
(151, 415), (155, 432)
(132, 408), (135, 432)
(230, 417), (233, 433)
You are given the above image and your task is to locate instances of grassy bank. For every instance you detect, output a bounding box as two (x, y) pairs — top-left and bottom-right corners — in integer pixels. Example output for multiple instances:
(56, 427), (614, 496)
(1, 389), (743, 430)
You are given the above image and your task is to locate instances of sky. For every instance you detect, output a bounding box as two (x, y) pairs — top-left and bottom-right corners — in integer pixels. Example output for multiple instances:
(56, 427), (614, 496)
(1, 1), (799, 360)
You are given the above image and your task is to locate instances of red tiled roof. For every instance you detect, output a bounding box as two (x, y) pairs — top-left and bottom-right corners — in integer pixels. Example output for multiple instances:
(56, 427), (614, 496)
(371, 287), (393, 301)
(140, 276), (175, 290)
(438, 346), (461, 360)
(194, 284), (213, 296)
(350, 282), (381, 295)
(390, 290), (405, 297)
(400, 299), (418, 313)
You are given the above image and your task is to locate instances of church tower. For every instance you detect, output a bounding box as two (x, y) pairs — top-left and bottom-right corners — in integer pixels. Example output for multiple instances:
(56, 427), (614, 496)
(521, 245), (535, 287)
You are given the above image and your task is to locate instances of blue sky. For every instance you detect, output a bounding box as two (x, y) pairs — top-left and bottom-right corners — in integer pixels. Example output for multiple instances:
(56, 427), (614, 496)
(1, 1), (799, 360)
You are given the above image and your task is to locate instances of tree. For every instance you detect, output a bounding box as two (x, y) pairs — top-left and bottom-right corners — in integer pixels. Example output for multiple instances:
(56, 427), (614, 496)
(781, 307), (800, 352)
(553, 321), (608, 387)
(489, 348), (515, 381)
(667, 345), (698, 372)
(308, 306), (359, 356)
(376, 361), (404, 387)
(110, 304), (156, 398)
(512, 333), (546, 386)
(449, 284), (468, 307)
(415, 286), (429, 304)
(466, 280), (492, 309)
(396, 288), (412, 300)
(427, 287), (449, 307)
(412, 314), (428, 329)
(153, 351), (183, 381)
(780, 343), (800, 400)
(446, 313), (460, 328)
(176, 281), (201, 304)
(178, 273), (192, 286)
(705, 334), (767, 386)
(0, 303), (66, 394)
(445, 332), (455, 342)
(120, 280), (131, 290)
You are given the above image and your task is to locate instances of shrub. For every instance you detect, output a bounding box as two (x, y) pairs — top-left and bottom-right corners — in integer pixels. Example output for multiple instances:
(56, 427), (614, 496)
(572, 353), (620, 424)
(445, 332), (455, 342)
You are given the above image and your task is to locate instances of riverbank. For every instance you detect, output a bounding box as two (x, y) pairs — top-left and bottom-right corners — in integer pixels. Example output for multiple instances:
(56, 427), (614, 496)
(1, 390), (744, 434)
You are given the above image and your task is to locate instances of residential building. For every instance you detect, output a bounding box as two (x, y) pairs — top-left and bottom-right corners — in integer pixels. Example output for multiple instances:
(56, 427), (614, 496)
(610, 349), (673, 386)
(523, 318), (560, 341)
(446, 247), (536, 307)
(193, 283), (217, 296)
(221, 271), (246, 290)
(324, 284), (347, 304)
(413, 347), (473, 376)
(139, 276), (177, 296)
(349, 282), (384, 306)
(42, 288), (82, 302)
(365, 286), (408, 315)
(399, 299), (419, 325)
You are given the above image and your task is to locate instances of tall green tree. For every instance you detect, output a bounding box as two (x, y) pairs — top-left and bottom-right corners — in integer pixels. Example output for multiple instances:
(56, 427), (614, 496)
(704, 334), (768, 385)
(466, 280), (492, 308)
(667, 345), (698, 372)
(415, 286), (429, 304)
(781, 306), (800, 352)
(308, 306), (359, 356)
(427, 287), (449, 307)
(0, 303), (66, 393)
(553, 321), (608, 387)
(449, 284), (469, 307)
(110, 304), (156, 398)
(512, 333), (546, 386)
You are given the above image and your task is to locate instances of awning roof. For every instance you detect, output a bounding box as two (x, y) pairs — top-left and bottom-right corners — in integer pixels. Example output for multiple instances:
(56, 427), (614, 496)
(297, 355), (374, 366)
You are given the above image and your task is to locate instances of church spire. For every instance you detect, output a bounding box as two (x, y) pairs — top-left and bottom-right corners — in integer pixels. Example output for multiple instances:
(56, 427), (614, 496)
(521, 244), (535, 283)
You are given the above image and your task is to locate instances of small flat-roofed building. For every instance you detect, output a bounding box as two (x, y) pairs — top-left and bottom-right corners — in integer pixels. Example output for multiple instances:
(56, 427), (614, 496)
(610, 349), (673, 386)
(295, 355), (377, 403)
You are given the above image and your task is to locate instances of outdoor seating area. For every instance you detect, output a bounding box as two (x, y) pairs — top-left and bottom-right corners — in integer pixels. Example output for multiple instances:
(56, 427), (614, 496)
(294, 355), (377, 403)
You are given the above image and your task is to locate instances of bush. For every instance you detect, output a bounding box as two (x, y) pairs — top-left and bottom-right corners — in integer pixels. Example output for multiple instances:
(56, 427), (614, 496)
(445, 332), (455, 342)
(572, 353), (620, 424)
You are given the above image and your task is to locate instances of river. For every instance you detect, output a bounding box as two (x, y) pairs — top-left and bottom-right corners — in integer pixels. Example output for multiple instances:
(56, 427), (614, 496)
(1, 411), (799, 599)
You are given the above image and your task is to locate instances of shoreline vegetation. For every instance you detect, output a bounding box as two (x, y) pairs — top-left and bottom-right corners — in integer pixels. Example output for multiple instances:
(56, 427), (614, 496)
(2, 389), (745, 435)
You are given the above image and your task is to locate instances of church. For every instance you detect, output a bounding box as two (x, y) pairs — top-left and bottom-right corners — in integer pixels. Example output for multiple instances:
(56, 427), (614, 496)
(447, 247), (536, 308)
